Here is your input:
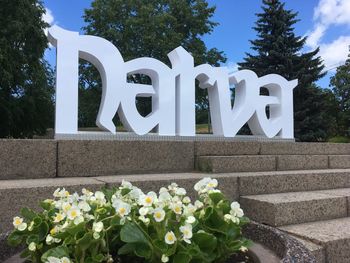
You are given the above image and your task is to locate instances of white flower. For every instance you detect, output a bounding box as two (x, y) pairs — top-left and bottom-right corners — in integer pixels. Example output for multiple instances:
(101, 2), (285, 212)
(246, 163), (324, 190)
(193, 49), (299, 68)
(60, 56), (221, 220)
(95, 191), (106, 203)
(46, 234), (54, 245)
(139, 207), (149, 216)
(128, 188), (143, 200)
(28, 221), (34, 231)
(28, 242), (36, 251)
(46, 257), (61, 263)
(61, 258), (71, 263)
(159, 187), (168, 194)
(161, 254), (169, 262)
(153, 208), (166, 222)
(113, 200), (131, 217)
(139, 216), (150, 225)
(186, 216), (196, 224)
(171, 202), (183, 215)
(194, 178), (211, 192)
(140, 192), (157, 207)
(67, 207), (81, 220)
(121, 180), (133, 189)
(175, 188), (186, 196)
(207, 179), (218, 189)
(74, 216), (84, 225)
(93, 222), (104, 233)
(159, 191), (172, 203)
(194, 200), (204, 209)
(180, 224), (193, 243)
(93, 232), (100, 239)
(13, 217), (27, 231)
(183, 204), (196, 217)
(78, 201), (91, 212)
(230, 202), (244, 217)
(62, 202), (72, 213)
(164, 231), (177, 245)
(168, 183), (178, 192)
(182, 196), (191, 204)
(240, 246), (248, 252)
(53, 213), (65, 223)
(82, 188), (93, 197)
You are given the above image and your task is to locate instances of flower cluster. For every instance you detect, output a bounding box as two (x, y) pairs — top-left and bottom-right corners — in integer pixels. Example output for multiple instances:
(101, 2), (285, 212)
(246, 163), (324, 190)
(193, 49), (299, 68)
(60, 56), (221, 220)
(8, 178), (251, 263)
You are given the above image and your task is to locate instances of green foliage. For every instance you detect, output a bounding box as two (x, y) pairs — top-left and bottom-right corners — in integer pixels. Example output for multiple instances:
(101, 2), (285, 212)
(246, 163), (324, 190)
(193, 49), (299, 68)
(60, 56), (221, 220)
(328, 136), (350, 143)
(79, 0), (226, 127)
(330, 47), (350, 137)
(0, 0), (54, 138)
(238, 0), (334, 141)
(8, 179), (251, 263)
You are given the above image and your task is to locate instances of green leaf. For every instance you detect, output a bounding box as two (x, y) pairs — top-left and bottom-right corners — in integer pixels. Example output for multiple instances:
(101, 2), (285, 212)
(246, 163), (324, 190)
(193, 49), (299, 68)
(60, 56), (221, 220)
(118, 243), (135, 255)
(20, 208), (37, 221)
(192, 232), (217, 253)
(36, 222), (49, 241)
(26, 235), (39, 245)
(209, 192), (225, 205)
(173, 252), (191, 263)
(134, 243), (152, 259)
(120, 222), (149, 245)
(41, 246), (69, 262)
(77, 232), (93, 250)
(7, 231), (24, 246)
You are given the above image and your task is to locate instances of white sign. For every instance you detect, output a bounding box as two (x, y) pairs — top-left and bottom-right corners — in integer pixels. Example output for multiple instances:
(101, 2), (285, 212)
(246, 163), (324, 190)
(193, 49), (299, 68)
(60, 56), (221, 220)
(48, 26), (298, 139)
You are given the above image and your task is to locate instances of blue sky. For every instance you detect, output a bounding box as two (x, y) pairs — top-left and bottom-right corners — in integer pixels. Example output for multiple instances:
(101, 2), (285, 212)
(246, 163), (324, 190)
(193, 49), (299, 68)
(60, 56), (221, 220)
(43, 0), (350, 88)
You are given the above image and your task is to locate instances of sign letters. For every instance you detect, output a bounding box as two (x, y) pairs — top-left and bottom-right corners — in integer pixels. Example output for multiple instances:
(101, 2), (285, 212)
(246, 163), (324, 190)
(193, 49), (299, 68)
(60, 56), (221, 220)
(49, 26), (298, 139)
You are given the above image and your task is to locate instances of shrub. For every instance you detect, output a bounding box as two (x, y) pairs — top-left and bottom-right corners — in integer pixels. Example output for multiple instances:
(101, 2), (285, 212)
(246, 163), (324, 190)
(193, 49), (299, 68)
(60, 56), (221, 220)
(8, 178), (251, 263)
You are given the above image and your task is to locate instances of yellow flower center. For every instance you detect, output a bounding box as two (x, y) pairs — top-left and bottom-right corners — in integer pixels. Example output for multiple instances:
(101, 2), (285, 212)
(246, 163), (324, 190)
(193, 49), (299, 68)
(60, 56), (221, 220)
(155, 212), (162, 218)
(119, 207), (126, 215)
(14, 218), (22, 225)
(174, 207), (181, 213)
(145, 196), (152, 204)
(50, 228), (57, 235)
(167, 235), (174, 241)
(70, 210), (77, 218)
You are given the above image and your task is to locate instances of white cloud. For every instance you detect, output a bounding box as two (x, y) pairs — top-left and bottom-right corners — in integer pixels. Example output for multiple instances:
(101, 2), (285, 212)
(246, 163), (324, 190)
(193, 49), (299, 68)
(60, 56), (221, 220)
(319, 36), (350, 70)
(306, 0), (350, 71)
(42, 8), (54, 25)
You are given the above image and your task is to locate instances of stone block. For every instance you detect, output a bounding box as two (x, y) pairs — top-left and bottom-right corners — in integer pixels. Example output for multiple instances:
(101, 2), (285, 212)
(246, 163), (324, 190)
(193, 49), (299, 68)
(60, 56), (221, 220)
(240, 191), (347, 226)
(277, 155), (328, 171)
(197, 155), (276, 173)
(260, 142), (350, 155)
(239, 169), (350, 195)
(329, 155), (350, 169)
(57, 140), (194, 177)
(280, 218), (350, 263)
(0, 140), (56, 180)
(0, 177), (105, 233)
(194, 141), (261, 156)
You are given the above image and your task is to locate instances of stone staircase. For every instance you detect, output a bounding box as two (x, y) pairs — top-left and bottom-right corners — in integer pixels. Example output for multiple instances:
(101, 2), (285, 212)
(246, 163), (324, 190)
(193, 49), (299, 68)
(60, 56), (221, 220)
(195, 142), (350, 263)
(1, 140), (350, 262)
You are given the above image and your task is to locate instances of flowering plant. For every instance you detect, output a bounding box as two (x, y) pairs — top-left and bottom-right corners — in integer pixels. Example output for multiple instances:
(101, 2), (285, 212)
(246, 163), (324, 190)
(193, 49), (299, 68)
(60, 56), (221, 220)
(8, 178), (251, 263)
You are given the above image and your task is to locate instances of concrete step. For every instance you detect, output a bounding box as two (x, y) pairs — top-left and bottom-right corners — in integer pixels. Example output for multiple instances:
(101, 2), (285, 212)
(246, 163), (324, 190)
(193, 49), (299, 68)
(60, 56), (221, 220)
(240, 188), (350, 226)
(238, 169), (350, 195)
(197, 155), (350, 173)
(280, 218), (350, 263)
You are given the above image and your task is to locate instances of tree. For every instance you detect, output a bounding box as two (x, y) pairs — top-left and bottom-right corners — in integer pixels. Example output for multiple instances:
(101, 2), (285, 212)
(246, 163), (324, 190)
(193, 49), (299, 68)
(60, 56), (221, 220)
(0, 0), (54, 138)
(80, 0), (226, 128)
(330, 47), (350, 136)
(238, 0), (330, 141)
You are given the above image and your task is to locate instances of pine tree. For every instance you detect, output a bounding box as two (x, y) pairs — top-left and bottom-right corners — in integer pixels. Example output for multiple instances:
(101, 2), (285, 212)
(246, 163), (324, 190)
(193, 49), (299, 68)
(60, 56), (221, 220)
(238, 0), (329, 141)
(0, 0), (54, 138)
(330, 47), (350, 136)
